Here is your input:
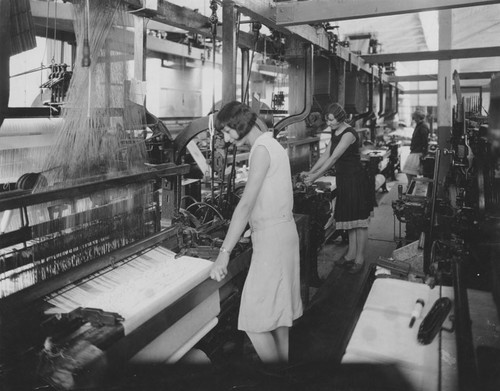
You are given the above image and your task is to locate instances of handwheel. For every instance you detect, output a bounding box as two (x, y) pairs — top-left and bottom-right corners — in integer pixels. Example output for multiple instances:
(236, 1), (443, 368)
(185, 202), (224, 226)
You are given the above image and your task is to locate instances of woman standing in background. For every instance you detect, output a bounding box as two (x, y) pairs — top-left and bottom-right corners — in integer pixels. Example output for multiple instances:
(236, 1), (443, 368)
(301, 103), (374, 274)
(403, 110), (429, 189)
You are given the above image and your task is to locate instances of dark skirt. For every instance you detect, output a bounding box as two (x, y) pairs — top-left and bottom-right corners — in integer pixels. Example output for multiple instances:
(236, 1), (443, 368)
(334, 169), (374, 229)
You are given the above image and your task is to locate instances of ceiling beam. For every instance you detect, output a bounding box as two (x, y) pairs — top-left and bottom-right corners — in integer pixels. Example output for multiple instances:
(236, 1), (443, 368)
(130, 0), (227, 40)
(124, 0), (328, 53)
(362, 46), (500, 63)
(389, 71), (499, 82)
(275, 0), (499, 27)
(30, 1), (221, 65)
(35, 0), (339, 61)
(402, 85), (490, 94)
(30, 0), (393, 84)
(31, 0), (257, 50)
(230, 0), (393, 82)
(402, 90), (439, 95)
(228, 0), (329, 51)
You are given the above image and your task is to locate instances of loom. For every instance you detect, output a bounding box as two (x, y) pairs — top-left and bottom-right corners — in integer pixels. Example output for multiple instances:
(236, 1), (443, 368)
(0, 117), (62, 185)
(0, 1), (252, 389)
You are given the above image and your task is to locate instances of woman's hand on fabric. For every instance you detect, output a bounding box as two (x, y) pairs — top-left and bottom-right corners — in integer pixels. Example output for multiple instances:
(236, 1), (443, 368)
(209, 253), (230, 282)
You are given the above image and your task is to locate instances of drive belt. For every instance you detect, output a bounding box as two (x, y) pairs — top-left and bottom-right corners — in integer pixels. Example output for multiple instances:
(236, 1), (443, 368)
(417, 297), (452, 345)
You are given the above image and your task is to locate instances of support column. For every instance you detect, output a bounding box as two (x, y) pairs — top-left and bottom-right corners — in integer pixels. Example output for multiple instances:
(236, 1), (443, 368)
(240, 47), (249, 105)
(105, 44), (111, 121)
(222, 1), (237, 105)
(133, 15), (147, 82)
(336, 58), (346, 107)
(0, 0), (11, 128)
(437, 10), (453, 194)
(286, 45), (306, 139)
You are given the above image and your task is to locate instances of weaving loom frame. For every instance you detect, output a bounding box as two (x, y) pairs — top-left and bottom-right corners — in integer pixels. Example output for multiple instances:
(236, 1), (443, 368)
(0, 164), (189, 309)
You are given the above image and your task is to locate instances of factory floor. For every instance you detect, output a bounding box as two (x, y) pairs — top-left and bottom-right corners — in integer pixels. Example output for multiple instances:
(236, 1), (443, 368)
(120, 174), (409, 391)
(289, 173), (407, 364)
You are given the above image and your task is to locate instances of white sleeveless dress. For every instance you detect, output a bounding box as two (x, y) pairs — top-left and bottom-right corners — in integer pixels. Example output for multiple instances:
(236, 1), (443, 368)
(238, 132), (303, 332)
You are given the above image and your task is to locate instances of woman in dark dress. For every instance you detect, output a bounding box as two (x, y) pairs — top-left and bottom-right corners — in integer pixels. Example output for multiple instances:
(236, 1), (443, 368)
(301, 103), (373, 274)
(402, 110), (429, 189)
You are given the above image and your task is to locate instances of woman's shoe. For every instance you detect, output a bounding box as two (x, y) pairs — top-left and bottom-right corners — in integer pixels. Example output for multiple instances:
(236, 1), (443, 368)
(334, 256), (355, 268)
(347, 262), (364, 274)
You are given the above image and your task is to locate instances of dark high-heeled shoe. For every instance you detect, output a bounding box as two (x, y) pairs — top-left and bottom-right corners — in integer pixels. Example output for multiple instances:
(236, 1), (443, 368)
(334, 256), (355, 268)
(347, 262), (364, 274)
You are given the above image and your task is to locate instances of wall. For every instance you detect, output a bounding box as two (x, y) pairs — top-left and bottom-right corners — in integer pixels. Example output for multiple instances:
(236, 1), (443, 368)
(146, 58), (222, 118)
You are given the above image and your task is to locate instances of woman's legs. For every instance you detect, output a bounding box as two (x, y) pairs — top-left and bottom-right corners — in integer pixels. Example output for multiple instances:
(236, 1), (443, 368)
(346, 227), (369, 274)
(246, 331), (280, 363)
(354, 227), (368, 264)
(271, 327), (289, 362)
(246, 327), (290, 363)
(345, 229), (357, 260)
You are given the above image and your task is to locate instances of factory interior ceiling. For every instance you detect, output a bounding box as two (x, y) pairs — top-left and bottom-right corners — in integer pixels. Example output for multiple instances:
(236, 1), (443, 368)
(25, 1), (500, 89)
(15, 1), (500, 110)
(168, 0), (500, 100)
(332, 3), (500, 91)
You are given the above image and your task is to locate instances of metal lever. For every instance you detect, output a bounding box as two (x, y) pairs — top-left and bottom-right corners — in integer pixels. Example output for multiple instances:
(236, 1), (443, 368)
(69, 307), (124, 327)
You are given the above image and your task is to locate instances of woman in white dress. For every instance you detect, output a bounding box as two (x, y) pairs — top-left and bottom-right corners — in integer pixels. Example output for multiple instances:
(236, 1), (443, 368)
(209, 101), (303, 363)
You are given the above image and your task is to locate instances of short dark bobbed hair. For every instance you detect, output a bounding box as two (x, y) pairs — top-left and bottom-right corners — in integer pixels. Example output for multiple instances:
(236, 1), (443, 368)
(325, 102), (347, 123)
(215, 101), (257, 140)
(412, 110), (426, 121)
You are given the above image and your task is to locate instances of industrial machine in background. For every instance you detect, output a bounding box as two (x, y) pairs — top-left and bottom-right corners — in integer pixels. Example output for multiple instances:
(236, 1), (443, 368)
(392, 71), (493, 260)
(293, 174), (337, 286)
(359, 72), (500, 391)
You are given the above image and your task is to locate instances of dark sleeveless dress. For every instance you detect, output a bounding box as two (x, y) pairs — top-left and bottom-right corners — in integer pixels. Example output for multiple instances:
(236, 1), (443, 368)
(330, 127), (374, 229)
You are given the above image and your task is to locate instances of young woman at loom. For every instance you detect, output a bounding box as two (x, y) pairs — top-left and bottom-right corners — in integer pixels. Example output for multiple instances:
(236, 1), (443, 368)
(209, 101), (303, 363)
(402, 109), (429, 189)
(301, 103), (374, 274)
